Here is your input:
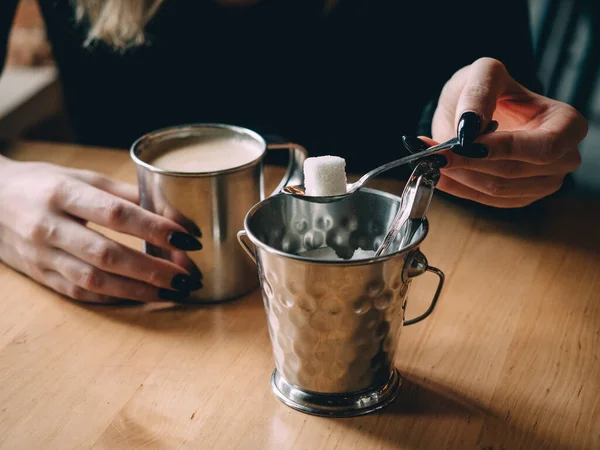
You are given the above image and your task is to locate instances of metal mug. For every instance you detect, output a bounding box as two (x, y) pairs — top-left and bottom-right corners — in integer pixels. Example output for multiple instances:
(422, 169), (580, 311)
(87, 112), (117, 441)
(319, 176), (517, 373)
(131, 123), (307, 302)
(237, 189), (444, 417)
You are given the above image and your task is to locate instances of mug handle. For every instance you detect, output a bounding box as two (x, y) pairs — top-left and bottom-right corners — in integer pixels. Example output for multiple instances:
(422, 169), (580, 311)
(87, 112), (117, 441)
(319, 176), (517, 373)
(237, 230), (257, 265)
(264, 142), (308, 199)
(403, 249), (445, 326)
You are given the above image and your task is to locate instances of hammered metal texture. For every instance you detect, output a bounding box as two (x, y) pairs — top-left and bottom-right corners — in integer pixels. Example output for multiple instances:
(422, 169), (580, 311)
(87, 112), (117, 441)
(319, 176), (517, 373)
(246, 190), (425, 394)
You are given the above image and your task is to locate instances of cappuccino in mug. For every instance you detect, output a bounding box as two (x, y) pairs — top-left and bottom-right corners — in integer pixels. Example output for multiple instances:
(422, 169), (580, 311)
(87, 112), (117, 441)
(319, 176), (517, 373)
(149, 139), (263, 173)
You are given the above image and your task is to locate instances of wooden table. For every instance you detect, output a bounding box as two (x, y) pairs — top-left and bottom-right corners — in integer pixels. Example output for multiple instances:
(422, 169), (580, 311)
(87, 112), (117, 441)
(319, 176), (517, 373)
(1, 141), (599, 450)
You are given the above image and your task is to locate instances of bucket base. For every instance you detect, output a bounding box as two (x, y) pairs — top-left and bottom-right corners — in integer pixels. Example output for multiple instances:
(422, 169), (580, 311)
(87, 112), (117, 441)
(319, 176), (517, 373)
(270, 368), (401, 418)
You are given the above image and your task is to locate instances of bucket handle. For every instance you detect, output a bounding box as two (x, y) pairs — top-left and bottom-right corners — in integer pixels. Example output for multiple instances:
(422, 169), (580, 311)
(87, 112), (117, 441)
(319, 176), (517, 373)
(403, 249), (445, 326)
(237, 230), (257, 264)
(404, 265), (444, 326)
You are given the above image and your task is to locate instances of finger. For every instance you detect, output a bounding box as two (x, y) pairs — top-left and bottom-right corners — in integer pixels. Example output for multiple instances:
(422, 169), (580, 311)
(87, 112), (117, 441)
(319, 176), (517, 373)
(55, 180), (202, 251)
(457, 129), (582, 165)
(32, 217), (201, 292)
(171, 250), (203, 279)
(151, 183), (202, 237)
(41, 270), (118, 304)
(454, 58), (523, 142)
(76, 169), (202, 237)
(5, 224), (195, 301)
(69, 169), (140, 204)
(161, 205), (202, 237)
(413, 121), (498, 151)
(444, 150), (581, 178)
(442, 169), (564, 199)
(437, 174), (540, 208)
(414, 136), (438, 147)
(433, 65), (471, 142)
(45, 249), (189, 303)
(454, 98), (587, 164)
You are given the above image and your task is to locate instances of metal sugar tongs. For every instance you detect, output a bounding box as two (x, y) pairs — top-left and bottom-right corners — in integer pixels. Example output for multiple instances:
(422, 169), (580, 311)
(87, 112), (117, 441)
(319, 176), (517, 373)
(374, 160), (441, 257)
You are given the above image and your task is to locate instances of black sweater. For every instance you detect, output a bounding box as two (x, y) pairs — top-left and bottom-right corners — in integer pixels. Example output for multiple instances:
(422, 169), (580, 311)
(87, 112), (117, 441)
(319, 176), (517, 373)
(0, 0), (540, 174)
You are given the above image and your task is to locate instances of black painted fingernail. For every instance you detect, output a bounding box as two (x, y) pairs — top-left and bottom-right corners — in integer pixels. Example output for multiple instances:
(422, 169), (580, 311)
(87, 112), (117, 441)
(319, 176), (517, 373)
(484, 120), (499, 134)
(457, 111), (482, 147)
(159, 288), (190, 301)
(190, 224), (202, 238)
(402, 136), (429, 153)
(171, 274), (202, 292)
(168, 232), (202, 251)
(429, 154), (448, 168)
(452, 143), (489, 159)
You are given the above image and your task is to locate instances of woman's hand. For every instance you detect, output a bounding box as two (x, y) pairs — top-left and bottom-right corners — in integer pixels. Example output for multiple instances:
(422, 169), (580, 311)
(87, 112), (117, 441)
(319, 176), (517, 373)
(0, 159), (203, 303)
(408, 57), (588, 208)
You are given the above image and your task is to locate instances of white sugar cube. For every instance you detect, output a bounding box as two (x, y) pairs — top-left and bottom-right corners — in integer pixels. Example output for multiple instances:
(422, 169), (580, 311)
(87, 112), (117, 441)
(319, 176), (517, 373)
(304, 156), (347, 196)
(298, 246), (342, 260)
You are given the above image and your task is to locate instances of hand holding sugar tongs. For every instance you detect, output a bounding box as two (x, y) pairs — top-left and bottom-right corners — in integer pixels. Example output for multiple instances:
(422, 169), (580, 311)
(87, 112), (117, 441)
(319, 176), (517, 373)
(283, 119), (498, 203)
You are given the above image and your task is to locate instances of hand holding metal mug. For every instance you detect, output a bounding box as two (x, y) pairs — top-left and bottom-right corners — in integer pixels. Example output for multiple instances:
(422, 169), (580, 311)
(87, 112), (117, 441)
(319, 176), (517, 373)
(0, 159), (203, 303)
(131, 124), (308, 302)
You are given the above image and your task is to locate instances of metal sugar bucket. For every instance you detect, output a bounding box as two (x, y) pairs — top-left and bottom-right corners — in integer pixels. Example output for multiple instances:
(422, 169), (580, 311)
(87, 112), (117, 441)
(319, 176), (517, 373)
(237, 186), (444, 417)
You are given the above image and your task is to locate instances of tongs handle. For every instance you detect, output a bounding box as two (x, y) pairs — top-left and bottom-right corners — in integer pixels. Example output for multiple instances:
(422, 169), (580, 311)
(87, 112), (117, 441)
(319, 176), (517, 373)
(375, 161), (440, 257)
(398, 160), (440, 250)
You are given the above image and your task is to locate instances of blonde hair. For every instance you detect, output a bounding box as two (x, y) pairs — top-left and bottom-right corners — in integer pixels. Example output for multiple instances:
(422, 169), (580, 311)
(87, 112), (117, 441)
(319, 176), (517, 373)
(76, 0), (339, 49)
(75, 0), (164, 49)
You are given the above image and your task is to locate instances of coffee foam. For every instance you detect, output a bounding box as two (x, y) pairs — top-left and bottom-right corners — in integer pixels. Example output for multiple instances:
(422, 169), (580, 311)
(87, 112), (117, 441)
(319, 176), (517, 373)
(150, 138), (263, 173)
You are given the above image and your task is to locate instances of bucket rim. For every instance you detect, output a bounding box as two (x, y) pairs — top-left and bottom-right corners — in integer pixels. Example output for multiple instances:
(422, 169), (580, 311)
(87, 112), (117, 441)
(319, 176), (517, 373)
(242, 188), (430, 265)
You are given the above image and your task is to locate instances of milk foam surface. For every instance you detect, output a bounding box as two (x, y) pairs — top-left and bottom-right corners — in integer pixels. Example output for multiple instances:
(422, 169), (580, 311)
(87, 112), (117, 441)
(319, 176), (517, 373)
(150, 139), (263, 172)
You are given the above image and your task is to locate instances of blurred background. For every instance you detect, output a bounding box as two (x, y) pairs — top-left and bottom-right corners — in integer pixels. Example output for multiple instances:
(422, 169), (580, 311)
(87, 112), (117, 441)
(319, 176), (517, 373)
(0, 0), (598, 197)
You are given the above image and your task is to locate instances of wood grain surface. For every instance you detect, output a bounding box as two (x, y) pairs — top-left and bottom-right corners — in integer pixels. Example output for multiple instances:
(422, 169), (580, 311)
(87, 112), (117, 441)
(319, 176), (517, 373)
(0, 140), (598, 450)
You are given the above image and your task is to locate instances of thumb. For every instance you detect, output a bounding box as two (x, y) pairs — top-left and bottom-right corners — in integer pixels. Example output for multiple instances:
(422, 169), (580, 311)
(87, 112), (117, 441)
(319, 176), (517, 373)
(416, 136), (438, 147)
(455, 58), (523, 147)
